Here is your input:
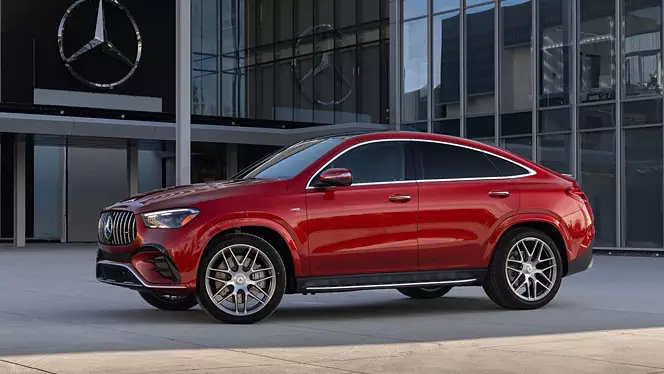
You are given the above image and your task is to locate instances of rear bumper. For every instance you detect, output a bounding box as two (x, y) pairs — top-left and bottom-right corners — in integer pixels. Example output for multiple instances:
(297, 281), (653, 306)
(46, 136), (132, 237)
(566, 246), (593, 277)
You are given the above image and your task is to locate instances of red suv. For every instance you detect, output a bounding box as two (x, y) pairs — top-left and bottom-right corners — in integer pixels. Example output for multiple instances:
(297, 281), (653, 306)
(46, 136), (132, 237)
(96, 132), (594, 324)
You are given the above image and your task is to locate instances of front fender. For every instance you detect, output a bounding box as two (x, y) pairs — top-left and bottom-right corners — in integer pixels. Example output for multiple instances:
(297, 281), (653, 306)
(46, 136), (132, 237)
(483, 212), (572, 265)
(195, 217), (305, 278)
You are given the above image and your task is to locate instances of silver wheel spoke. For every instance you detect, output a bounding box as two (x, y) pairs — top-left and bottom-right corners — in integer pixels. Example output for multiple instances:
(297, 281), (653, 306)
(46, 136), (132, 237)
(205, 244), (277, 317)
(505, 237), (558, 302)
(207, 276), (227, 284)
(507, 266), (521, 273)
(253, 275), (275, 283)
(247, 291), (266, 305)
(208, 267), (232, 275)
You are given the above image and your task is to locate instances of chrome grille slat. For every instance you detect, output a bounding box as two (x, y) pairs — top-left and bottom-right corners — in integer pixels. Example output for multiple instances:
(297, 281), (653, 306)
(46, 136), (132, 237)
(98, 210), (137, 246)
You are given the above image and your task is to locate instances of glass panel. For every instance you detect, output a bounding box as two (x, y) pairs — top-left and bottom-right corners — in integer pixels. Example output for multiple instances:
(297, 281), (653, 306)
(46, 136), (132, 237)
(466, 4), (495, 116)
(275, 60), (294, 120)
(276, 0), (294, 42)
(329, 142), (407, 183)
(579, 0), (616, 103)
(539, 0), (573, 107)
(501, 112), (532, 136)
(402, 18), (429, 122)
(417, 142), (501, 179)
(336, 0), (357, 28)
(501, 137), (533, 160)
(403, 0), (427, 19)
(433, 11), (461, 119)
(501, 0), (532, 113)
(257, 0), (274, 46)
(361, 0), (381, 22)
(359, 43), (382, 124)
(33, 145), (63, 240)
(466, 0), (492, 6)
(622, 99), (664, 127)
(402, 122), (428, 132)
(316, 0), (335, 26)
(623, 127), (663, 248)
(622, 0), (663, 98)
(539, 108), (571, 132)
(435, 0), (460, 13)
(334, 46), (358, 124)
(538, 133), (571, 173)
(192, 0), (220, 116)
(579, 130), (617, 247)
(256, 64), (275, 120)
(466, 115), (495, 139)
(433, 119), (461, 136)
(578, 104), (615, 130)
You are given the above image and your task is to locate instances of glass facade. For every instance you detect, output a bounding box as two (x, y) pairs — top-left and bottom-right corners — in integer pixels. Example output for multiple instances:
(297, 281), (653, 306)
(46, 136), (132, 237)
(191, 0), (391, 126)
(398, 0), (664, 250)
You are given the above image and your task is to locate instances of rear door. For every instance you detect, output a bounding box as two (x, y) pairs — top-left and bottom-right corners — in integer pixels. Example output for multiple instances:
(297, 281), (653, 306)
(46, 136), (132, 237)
(414, 140), (527, 271)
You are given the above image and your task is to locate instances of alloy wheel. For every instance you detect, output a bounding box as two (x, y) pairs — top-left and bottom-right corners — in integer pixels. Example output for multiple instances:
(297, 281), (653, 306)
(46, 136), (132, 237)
(204, 244), (277, 316)
(505, 237), (558, 302)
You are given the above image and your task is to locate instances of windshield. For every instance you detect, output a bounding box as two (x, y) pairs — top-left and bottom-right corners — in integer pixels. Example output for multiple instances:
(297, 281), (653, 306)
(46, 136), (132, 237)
(232, 137), (346, 180)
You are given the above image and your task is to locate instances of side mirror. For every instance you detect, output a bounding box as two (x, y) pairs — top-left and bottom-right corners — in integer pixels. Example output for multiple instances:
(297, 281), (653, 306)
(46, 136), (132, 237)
(317, 168), (353, 187)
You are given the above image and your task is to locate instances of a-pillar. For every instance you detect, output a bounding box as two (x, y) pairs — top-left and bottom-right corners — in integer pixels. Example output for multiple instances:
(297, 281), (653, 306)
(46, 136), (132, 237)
(176, 0), (192, 186)
(14, 134), (26, 248)
(127, 140), (139, 196)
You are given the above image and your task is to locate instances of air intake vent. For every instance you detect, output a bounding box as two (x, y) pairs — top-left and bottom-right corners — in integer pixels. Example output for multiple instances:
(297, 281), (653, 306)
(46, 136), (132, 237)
(98, 210), (137, 246)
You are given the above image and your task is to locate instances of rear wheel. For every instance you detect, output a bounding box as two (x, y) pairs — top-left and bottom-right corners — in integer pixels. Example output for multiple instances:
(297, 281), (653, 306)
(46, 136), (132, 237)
(483, 228), (563, 310)
(138, 291), (198, 311)
(397, 286), (453, 299)
(196, 233), (287, 324)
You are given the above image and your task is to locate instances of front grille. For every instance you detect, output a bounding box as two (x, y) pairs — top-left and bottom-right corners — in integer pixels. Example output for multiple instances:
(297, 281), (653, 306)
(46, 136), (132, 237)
(98, 210), (137, 246)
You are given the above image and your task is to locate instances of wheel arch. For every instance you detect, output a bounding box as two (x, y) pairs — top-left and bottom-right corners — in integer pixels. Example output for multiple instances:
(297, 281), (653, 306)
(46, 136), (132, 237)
(486, 216), (570, 276)
(198, 220), (303, 294)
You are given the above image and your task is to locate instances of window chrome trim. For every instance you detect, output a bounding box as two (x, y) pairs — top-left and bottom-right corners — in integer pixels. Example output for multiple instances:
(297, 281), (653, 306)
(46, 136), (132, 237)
(305, 138), (537, 189)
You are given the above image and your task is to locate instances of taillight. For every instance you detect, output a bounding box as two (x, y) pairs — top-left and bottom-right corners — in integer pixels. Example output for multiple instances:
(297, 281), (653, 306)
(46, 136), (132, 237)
(566, 186), (587, 203)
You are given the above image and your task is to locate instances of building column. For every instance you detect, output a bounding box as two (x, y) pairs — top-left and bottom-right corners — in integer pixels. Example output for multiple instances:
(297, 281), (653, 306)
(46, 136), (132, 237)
(127, 141), (139, 196)
(14, 134), (26, 247)
(176, 0), (192, 186)
(226, 144), (238, 178)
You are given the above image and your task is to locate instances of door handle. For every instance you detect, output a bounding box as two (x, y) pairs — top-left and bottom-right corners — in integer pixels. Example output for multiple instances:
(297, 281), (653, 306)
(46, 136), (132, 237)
(488, 190), (510, 198)
(388, 194), (412, 203)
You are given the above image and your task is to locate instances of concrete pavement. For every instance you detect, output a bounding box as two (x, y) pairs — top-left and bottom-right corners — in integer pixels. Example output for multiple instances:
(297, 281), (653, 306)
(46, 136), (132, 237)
(1, 245), (664, 373)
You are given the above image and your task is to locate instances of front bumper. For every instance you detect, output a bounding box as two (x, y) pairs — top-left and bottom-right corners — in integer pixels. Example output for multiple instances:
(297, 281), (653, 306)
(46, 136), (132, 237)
(566, 246), (593, 277)
(95, 247), (190, 294)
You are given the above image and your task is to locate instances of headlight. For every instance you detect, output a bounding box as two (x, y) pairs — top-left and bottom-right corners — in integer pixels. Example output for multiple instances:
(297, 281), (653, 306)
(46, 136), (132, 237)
(141, 208), (200, 229)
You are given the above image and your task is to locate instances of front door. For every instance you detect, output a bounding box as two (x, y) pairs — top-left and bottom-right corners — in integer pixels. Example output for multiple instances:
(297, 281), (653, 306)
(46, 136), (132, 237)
(305, 140), (419, 276)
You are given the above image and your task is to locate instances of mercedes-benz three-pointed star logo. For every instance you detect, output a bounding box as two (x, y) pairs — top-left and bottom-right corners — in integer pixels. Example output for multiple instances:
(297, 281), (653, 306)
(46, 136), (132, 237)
(57, 0), (142, 90)
(103, 215), (113, 241)
(292, 24), (355, 106)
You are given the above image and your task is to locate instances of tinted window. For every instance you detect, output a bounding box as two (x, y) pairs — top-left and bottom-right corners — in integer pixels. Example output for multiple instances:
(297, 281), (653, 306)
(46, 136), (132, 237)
(322, 141), (408, 184)
(417, 142), (501, 179)
(486, 154), (530, 177)
(239, 138), (345, 180)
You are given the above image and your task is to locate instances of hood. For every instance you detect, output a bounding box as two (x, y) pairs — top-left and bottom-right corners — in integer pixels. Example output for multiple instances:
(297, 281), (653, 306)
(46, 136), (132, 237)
(107, 178), (279, 212)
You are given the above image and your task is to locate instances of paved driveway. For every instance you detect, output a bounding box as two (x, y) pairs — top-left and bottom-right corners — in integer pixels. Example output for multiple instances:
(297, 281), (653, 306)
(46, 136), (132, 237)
(1, 245), (664, 374)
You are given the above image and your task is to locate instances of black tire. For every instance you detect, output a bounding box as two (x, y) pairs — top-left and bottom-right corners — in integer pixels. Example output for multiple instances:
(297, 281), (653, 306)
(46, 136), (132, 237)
(483, 227), (564, 310)
(397, 286), (453, 299)
(138, 291), (198, 311)
(196, 233), (287, 324)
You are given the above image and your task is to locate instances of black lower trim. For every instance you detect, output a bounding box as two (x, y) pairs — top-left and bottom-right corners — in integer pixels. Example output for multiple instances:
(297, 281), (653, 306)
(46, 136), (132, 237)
(295, 269), (486, 293)
(96, 244), (182, 284)
(566, 247), (593, 277)
(96, 262), (143, 289)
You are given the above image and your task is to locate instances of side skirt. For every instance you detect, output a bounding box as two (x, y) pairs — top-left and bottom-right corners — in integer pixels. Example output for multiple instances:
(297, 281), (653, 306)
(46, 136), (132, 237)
(295, 269), (486, 294)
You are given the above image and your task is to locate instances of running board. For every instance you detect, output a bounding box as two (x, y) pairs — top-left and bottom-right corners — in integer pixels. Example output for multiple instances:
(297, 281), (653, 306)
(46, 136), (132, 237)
(295, 269), (486, 293)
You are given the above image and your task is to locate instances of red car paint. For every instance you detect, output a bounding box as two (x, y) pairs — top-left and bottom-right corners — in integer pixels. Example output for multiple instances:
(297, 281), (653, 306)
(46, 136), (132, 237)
(98, 131), (594, 293)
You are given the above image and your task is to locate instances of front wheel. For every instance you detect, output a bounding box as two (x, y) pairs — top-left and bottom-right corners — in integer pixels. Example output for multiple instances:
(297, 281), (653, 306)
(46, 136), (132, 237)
(196, 233), (287, 324)
(397, 286), (453, 299)
(483, 228), (563, 310)
(138, 291), (198, 311)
